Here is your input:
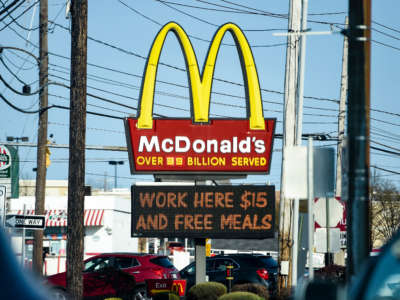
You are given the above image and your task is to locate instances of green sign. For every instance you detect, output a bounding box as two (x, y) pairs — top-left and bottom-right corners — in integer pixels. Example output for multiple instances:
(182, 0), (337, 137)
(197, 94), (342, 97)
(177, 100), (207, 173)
(0, 145), (12, 178)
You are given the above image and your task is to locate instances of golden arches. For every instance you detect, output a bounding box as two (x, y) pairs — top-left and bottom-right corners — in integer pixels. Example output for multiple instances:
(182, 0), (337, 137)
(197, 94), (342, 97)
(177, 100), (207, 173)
(137, 22), (265, 130)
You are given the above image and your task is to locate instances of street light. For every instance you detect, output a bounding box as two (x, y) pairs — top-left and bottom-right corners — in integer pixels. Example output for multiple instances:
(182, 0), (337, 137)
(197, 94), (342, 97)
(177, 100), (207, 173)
(108, 160), (124, 189)
(6, 136), (29, 143)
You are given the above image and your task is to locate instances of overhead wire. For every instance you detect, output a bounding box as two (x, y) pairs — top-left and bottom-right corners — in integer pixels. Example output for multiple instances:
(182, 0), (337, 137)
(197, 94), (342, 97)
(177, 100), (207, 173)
(117, 0), (287, 48)
(48, 21), (340, 104)
(0, 0), (38, 31)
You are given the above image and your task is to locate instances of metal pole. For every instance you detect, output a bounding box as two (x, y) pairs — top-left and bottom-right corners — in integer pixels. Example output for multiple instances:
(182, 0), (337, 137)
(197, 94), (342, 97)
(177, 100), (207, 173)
(195, 238), (207, 284)
(291, 198), (299, 286)
(22, 204), (26, 267)
(307, 137), (314, 280)
(326, 197), (330, 262)
(347, 0), (371, 278)
(114, 164), (117, 189)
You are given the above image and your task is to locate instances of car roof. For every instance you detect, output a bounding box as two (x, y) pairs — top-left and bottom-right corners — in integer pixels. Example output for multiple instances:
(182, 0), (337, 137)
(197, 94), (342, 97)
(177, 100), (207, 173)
(95, 252), (167, 258)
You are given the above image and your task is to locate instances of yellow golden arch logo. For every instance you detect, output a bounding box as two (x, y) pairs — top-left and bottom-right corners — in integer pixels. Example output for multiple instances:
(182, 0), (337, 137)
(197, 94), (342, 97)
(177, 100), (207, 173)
(137, 22), (265, 130)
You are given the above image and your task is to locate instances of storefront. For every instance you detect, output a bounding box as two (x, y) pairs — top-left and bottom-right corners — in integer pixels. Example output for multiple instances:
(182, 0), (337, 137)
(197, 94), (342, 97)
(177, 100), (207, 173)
(9, 194), (138, 275)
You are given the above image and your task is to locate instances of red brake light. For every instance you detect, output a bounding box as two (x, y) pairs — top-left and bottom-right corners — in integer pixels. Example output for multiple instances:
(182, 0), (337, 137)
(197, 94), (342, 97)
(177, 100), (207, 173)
(256, 268), (269, 280)
(153, 267), (164, 277)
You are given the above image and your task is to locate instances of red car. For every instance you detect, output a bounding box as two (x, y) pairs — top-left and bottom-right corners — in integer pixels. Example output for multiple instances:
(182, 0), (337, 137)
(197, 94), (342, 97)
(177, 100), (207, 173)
(166, 241), (185, 255)
(46, 253), (179, 300)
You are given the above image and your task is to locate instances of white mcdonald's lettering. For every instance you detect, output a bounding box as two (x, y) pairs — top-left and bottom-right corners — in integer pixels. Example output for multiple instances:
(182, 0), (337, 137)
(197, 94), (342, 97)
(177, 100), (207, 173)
(138, 136), (266, 154)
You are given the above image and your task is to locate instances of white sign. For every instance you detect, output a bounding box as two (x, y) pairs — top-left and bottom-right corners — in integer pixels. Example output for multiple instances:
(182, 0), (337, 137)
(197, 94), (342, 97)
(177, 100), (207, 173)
(0, 185), (5, 227)
(314, 197), (345, 228)
(315, 228), (340, 253)
(6, 215), (45, 229)
(283, 146), (335, 199)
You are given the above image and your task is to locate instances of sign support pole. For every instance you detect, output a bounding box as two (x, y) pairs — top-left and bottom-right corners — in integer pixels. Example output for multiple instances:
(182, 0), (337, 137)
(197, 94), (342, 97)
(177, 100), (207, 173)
(21, 204), (26, 267)
(307, 137), (314, 280)
(0, 186), (6, 228)
(195, 238), (206, 285)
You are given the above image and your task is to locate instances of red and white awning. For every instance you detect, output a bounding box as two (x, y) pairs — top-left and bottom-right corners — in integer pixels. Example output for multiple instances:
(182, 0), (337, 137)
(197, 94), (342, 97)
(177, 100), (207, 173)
(16, 209), (104, 227)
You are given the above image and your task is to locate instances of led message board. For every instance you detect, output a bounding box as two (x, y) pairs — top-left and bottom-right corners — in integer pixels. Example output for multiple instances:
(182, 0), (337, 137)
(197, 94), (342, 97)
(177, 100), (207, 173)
(131, 185), (275, 239)
(125, 22), (276, 174)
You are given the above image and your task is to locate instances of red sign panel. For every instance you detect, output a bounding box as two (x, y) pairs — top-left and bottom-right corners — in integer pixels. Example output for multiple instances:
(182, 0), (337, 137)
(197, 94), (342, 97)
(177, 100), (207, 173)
(314, 197), (346, 232)
(125, 118), (276, 174)
(146, 279), (187, 297)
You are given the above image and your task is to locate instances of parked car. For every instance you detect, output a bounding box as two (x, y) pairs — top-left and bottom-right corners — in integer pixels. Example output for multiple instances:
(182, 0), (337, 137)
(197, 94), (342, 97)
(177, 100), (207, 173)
(179, 253), (278, 296)
(166, 241), (185, 255)
(46, 253), (180, 300)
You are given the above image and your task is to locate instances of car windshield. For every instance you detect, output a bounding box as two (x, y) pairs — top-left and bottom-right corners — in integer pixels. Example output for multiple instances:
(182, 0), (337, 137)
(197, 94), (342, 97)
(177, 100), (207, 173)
(150, 257), (174, 269)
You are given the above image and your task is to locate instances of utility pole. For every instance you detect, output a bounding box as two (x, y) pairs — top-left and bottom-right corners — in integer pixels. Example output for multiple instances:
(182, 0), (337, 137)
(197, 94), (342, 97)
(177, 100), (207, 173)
(32, 0), (48, 275)
(334, 18), (348, 267)
(67, 0), (87, 298)
(291, 0), (308, 287)
(336, 17), (349, 199)
(279, 0), (301, 289)
(346, 0), (371, 279)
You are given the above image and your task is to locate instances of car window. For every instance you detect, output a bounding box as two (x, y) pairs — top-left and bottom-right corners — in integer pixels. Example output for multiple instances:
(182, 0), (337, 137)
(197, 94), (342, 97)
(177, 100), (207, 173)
(214, 259), (238, 272)
(150, 257), (174, 268)
(184, 260), (213, 275)
(84, 257), (112, 272)
(114, 257), (136, 269)
(258, 256), (279, 268)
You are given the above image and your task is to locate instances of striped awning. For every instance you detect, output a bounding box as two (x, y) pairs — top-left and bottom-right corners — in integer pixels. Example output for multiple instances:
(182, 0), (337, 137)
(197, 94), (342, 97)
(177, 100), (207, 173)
(16, 209), (104, 227)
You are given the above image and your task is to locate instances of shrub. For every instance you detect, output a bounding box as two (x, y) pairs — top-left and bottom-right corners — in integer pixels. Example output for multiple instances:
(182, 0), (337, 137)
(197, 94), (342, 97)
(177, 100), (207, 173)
(232, 283), (269, 300)
(218, 291), (263, 300)
(187, 281), (227, 300)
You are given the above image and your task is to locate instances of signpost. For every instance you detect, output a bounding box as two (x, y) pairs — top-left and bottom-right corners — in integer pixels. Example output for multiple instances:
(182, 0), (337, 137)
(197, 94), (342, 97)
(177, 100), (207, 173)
(0, 185), (5, 227)
(6, 214), (46, 229)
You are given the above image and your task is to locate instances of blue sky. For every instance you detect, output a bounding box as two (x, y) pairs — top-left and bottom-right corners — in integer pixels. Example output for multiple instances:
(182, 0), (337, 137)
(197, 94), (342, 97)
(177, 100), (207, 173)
(1, 0), (399, 190)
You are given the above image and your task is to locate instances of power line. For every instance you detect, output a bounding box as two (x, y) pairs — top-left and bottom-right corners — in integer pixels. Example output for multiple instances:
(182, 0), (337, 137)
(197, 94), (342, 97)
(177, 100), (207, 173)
(117, 1), (288, 48)
(0, 92), (126, 119)
(372, 20), (400, 35)
(372, 27), (400, 42)
(48, 68), (338, 118)
(372, 165), (400, 176)
(371, 145), (400, 157)
(371, 117), (400, 128)
(371, 140), (400, 153)
(0, 0), (38, 31)
(372, 39), (400, 52)
(4, 22), (341, 104)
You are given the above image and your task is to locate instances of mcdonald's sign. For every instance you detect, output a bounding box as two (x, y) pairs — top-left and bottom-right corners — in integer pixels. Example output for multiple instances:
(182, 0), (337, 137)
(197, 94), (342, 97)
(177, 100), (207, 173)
(125, 22), (276, 174)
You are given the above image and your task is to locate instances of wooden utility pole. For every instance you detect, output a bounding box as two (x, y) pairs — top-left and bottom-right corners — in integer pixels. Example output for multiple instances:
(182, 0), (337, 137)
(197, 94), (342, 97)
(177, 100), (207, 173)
(333, 17), (349, 267)
(346, 0), (371, 278)
(32, 0), (48, 275)
(279, 0), (301, 289)
(67, 0), (87, 298)
(336, 17), (349, 199)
